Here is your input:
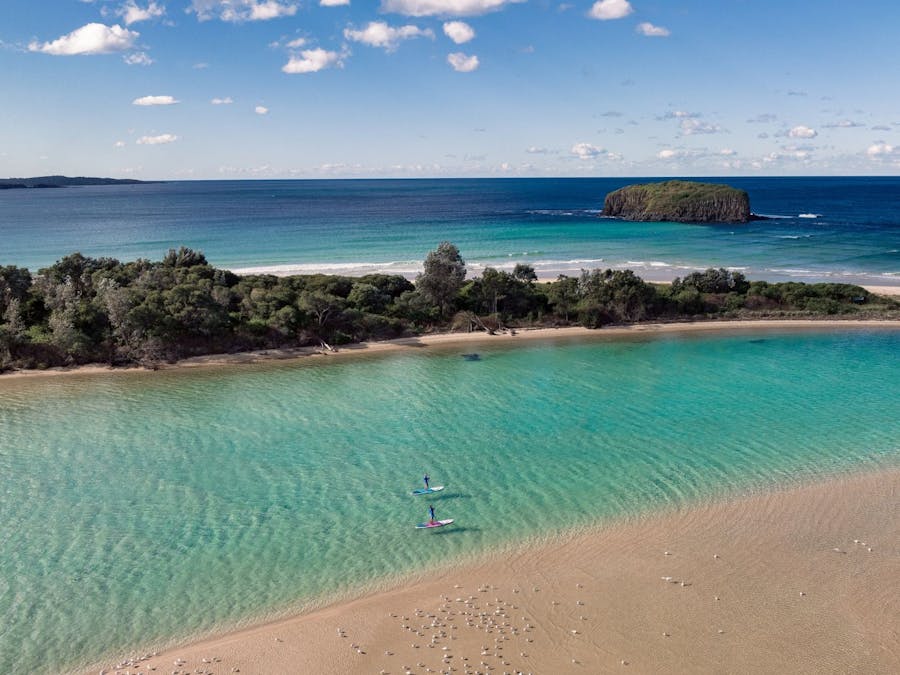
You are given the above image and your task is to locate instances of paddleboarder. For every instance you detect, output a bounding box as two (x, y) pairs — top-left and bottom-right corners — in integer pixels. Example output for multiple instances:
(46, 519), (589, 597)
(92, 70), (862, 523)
(423, 473), (430, 490)
(428, 504), (436, 524)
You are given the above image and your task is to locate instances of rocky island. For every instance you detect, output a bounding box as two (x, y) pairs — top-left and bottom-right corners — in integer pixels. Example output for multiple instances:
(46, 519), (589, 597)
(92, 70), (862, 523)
(602, 180), (754, 223)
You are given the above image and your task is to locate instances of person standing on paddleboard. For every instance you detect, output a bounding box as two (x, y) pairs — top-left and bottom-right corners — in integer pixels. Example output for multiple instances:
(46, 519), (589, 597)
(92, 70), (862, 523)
(424, 473), (430, 489)
(429, 504), (436, 524)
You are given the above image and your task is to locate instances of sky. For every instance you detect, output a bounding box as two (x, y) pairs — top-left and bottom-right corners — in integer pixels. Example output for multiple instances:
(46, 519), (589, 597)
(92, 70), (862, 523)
(1, 0), (899, 179)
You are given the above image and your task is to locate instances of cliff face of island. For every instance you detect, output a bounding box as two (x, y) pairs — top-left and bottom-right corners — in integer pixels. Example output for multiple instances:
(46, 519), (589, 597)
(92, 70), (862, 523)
(602, 180), (752, 223)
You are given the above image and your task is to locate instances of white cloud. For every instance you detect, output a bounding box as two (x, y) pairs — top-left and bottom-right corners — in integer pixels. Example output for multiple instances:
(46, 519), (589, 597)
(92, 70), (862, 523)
(211, 96), (234, 104)
(132, 95), (179, 106)
(680, 118), (722, 135)
(255, 105), (269, 115)
(28, 23), (139, 55)
(443, 20), (475, 43)
(719, 148), (737, 156)
(588, 0), (632, 20)
(136, 133), (177, 144)
(526, 146), (548, 154)
(657, 149), (680, 159)
(788, 125), (817, 138)
(447, 52), (479, 72)
(285, 37), (307, 48)
(114, 140), (127, 148)
(321, 0), (349, 4)
(636, 22), (670, 37)
(571, 142), (604, 159)
(123, 51), (153, 65)
(189, 0), (297, 22)
(867, 142), (896, 158)
(118, 1), (165, 25)
(344, 22), (434, 51)
(282, 48), (345, 73)
(380, 0), (524, 17)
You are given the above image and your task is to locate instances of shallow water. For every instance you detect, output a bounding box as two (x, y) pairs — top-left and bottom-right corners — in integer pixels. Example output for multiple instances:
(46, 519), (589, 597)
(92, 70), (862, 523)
(1, 329), (899, 673)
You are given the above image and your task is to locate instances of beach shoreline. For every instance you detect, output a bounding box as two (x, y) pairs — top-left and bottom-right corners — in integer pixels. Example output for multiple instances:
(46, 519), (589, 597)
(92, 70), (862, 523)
(5, 318), (900, 381)
(85, 465), (900, 675)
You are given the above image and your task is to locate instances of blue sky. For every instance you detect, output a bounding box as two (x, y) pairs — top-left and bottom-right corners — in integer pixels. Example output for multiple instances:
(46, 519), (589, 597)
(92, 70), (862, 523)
(1, 0), (899, 179)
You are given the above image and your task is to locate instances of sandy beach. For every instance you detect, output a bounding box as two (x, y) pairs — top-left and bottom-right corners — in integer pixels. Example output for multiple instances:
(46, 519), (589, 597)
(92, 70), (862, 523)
(5, 318), (900, 381)
(90, 467), (899, 675)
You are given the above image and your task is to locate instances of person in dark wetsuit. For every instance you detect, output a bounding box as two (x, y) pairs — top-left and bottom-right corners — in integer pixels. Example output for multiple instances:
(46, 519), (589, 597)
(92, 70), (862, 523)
(424, 473), (430, 490)
(428, 504), (436, 524)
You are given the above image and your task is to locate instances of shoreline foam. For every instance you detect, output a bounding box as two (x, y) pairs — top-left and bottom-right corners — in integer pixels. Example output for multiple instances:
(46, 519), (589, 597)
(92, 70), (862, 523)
(4, 319), (900, 381)
(86, 466), (900, 674)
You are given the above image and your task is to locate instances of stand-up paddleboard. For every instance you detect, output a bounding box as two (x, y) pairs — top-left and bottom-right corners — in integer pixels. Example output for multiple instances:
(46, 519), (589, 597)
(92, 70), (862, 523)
(411, 485), (444, 496)
(415, 519), (454, 529)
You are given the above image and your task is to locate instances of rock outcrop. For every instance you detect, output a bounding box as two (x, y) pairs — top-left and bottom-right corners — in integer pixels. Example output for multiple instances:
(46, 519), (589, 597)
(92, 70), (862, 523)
(602, 180), (753, 223)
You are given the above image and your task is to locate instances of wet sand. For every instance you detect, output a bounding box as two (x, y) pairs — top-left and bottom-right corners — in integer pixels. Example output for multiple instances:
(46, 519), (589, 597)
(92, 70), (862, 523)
(6, 319), (900, 381)
(91, 467), (900, 675)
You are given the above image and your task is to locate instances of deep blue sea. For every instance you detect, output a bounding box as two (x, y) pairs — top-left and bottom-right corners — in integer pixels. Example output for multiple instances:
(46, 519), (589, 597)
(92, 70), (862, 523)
(1, 177), (898, 284)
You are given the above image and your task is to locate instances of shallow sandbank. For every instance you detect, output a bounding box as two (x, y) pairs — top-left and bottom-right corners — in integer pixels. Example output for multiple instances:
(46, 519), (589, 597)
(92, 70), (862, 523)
(5, 319), (900, 381)
(91, 467), (900, 674)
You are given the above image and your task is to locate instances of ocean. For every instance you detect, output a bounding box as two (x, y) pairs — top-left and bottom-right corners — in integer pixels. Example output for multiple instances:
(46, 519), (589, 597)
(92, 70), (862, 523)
(1, 177), (898, 285)
(1, 329), (899, 673)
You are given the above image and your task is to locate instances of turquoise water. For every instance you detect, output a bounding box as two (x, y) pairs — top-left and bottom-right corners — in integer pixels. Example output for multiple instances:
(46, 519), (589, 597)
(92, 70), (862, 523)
(1, 329), (899, 673)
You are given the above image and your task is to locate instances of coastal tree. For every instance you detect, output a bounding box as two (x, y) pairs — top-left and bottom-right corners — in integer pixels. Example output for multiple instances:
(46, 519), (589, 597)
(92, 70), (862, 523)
(416, 241), (466, 317)
(513, 263), (537, 284)
(547, 275), (579, 322)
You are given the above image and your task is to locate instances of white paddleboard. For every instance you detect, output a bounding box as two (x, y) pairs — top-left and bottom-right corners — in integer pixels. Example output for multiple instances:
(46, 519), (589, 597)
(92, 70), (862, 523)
(415, 519), (454, 529)
(411, 485), (444, 495)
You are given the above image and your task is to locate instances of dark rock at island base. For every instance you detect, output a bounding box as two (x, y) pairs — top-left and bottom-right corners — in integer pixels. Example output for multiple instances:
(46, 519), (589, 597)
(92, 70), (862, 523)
(602, 180), (761, 224)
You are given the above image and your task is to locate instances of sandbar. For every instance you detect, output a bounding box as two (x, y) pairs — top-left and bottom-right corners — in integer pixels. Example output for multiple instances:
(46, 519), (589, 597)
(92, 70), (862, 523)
(5, 319), (900, 381)
(89, 467), (899, 674)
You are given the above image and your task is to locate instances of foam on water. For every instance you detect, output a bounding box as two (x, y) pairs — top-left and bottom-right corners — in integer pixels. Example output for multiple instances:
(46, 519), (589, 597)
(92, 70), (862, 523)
(1, 329), (899, 673)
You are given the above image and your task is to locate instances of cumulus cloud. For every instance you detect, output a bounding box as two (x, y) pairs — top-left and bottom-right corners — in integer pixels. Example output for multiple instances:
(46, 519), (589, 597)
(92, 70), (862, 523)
(117, 1), (165, 25)
(447, 51), (479, 71)
(211, 96), (234, 104)
(123, 51), (153, 65)
(321, 0), (349, 4)
(867, 142), (897, 158)
(680, 118), (722, 135)
(189, 0), (297, 22)
(28, 23), (139, 55)
(282, 48), (345, 73)
(380, 0), (524, 17)
(344, 22), (434, 51)
(285, 37), (307, 48)
(636, 22), (669, 37)
(114, 140), (127, 148)
(657, 149), (680, 159)
(255, 105), (269, 115)
(788, 125), (817, 138)
(443, 20), (475, 43)
(136, 133), (177, 144)
(132, 95), (179, 106)
(588, 0), (632, 20)
(526, 146), (549, 154)
(571, 142), (604, 159)
(719, 148), (737, 156)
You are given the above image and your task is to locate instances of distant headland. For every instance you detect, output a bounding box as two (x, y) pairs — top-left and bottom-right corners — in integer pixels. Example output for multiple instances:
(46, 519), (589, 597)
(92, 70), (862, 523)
(602, 180), (763, 223)
(0, 175), (159, 189)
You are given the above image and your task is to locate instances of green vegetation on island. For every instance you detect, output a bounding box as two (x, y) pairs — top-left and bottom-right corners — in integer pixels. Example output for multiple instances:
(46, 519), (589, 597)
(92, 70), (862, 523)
(1, 243), (897, 371)
(602, 180), (754, 223)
